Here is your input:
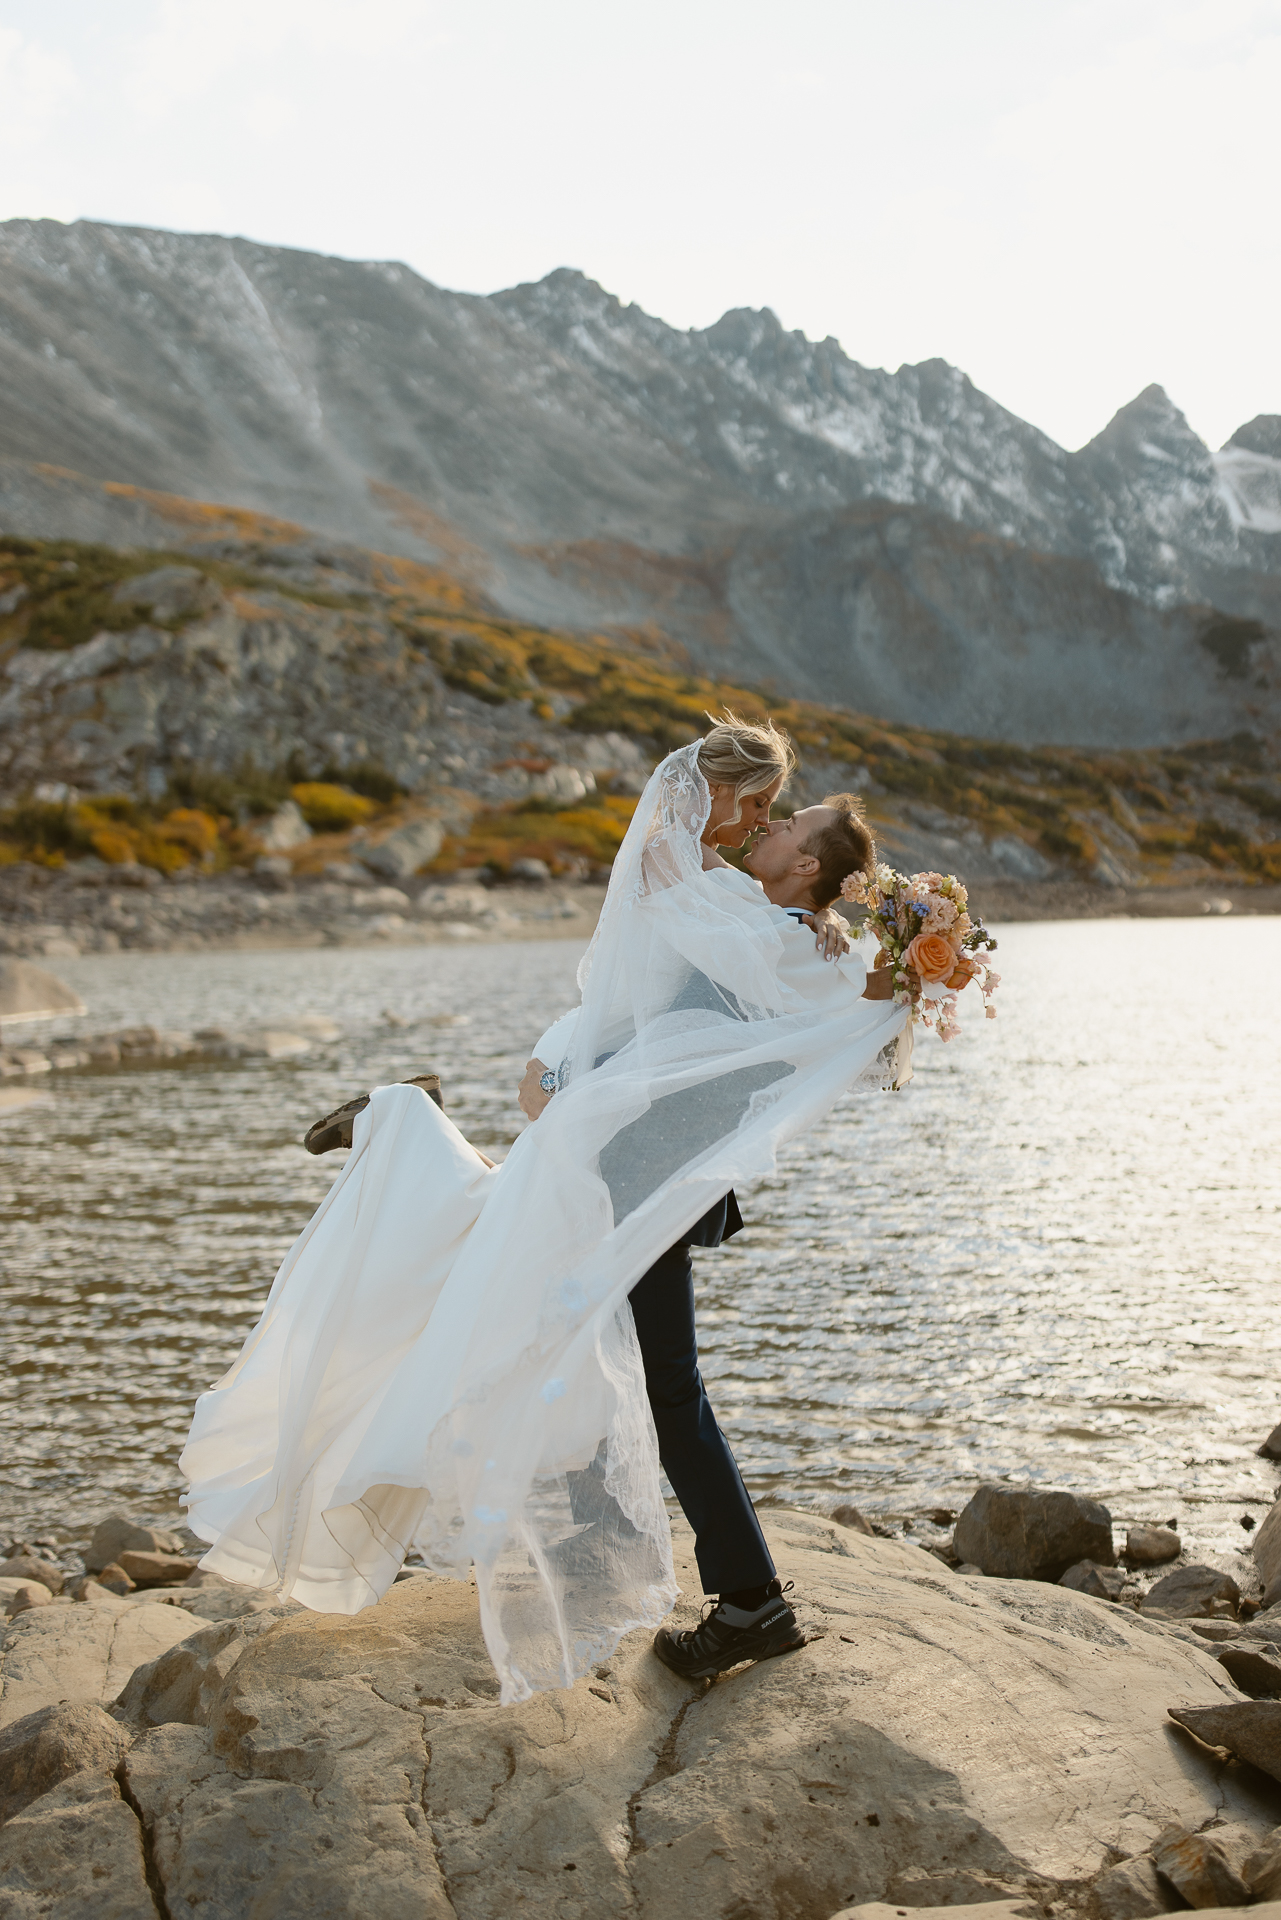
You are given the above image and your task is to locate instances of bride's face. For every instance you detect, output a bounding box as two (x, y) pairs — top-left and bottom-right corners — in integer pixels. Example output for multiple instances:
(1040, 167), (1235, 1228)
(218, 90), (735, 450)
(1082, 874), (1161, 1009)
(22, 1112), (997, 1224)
(704, 774), (785, 847)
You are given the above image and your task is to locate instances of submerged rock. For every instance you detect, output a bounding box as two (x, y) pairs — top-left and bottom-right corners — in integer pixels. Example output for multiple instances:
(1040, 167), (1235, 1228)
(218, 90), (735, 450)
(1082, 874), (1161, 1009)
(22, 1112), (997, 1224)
(952, 1483), (1115, 1581)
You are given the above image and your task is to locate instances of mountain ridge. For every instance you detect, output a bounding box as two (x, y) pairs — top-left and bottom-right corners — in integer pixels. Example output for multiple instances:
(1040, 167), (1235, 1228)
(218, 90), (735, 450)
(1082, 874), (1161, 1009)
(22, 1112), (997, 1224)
(1, 217), (1280, 746)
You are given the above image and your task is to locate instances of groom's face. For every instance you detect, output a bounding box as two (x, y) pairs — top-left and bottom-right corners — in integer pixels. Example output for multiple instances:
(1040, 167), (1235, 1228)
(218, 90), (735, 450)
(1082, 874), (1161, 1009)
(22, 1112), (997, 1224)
(744, 805), (835, 889)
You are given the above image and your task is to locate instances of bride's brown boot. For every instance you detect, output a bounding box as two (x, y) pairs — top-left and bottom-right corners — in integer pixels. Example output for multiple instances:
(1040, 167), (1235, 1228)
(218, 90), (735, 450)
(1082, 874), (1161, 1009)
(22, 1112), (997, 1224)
(303, 1073), (443, 1154)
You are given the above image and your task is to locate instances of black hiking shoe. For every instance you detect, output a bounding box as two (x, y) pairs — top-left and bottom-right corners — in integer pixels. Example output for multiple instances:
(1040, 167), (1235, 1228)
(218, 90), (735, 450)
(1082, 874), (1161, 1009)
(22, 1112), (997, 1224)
(652, 1580), (803, 1680)
(303, 1073), (444, 1154)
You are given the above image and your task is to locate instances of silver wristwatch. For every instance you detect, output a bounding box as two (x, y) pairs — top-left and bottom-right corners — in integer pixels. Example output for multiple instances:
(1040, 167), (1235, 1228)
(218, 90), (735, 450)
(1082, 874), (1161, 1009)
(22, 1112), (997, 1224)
(538, 1069), (558, 1095)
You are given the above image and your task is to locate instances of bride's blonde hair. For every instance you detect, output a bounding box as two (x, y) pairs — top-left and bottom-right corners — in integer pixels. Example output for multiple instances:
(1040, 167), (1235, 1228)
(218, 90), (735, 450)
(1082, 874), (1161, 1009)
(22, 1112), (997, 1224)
(696, 711), (796, 831)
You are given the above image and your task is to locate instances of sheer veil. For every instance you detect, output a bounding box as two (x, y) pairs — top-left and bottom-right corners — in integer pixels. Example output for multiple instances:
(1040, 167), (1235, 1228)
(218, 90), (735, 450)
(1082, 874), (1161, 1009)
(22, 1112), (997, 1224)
(183, 742), (907, 1703)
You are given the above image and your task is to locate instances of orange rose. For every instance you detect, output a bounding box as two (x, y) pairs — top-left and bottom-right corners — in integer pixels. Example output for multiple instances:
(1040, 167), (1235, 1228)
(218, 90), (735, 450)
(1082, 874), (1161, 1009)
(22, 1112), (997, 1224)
(946, 955), (978, 991)
(904, 932), (957, 983)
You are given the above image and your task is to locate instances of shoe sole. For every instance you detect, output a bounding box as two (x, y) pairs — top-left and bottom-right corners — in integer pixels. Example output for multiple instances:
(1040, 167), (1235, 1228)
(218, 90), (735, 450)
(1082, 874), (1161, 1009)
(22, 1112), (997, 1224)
(303, 1076), (444, 1155)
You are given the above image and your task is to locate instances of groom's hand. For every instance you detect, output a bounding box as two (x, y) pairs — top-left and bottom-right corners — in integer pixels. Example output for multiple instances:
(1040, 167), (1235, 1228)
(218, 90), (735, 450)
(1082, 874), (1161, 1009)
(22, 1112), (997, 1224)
(518, 1059), (553, 1120)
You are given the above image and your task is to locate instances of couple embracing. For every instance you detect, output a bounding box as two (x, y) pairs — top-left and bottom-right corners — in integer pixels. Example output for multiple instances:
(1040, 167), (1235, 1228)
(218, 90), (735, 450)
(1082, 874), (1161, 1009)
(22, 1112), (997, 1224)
(182, 716), (908, 1704)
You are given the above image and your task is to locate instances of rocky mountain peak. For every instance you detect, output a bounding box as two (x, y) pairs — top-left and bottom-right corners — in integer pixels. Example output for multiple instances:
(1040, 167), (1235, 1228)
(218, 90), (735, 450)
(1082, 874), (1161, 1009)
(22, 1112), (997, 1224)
(1082, 383), (1212, 468)
(1226, 415), (1281, 459)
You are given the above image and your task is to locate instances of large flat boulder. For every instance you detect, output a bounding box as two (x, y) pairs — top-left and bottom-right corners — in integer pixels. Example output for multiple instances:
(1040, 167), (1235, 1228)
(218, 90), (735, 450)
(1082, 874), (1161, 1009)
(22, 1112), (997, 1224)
(75, 1512), (1281, 1918)
(0, 1598), (206, 1728)
(0, 960), (84, 1023)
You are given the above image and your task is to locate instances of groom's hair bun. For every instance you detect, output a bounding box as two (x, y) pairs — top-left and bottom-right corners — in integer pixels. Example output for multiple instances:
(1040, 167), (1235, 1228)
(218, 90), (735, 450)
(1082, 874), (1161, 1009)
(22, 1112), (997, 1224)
(803, 794), (876, 908)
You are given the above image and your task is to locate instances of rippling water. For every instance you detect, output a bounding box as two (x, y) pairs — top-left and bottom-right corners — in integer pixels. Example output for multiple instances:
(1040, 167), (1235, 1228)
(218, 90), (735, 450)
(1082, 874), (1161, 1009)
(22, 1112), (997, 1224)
(2, 919), (1278, 1562)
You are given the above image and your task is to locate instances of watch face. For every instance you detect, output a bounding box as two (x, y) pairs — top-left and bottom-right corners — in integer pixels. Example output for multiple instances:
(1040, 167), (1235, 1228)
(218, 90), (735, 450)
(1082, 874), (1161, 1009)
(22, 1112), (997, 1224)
(539, 1070), (558, 1093)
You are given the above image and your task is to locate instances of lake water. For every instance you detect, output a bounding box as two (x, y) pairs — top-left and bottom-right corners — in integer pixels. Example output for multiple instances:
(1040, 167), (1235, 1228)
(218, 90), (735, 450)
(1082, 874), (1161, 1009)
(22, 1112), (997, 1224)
(2, 919), (1278, 1568)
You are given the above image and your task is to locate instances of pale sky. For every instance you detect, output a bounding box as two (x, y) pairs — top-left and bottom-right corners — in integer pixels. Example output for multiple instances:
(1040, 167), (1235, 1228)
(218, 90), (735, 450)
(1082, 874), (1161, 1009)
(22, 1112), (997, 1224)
(1, 0), (1278, 454)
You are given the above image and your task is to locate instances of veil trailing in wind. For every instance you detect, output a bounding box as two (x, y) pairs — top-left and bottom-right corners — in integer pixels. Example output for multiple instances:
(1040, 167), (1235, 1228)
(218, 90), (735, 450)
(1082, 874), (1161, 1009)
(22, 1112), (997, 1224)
(182, 742), (907, 1703)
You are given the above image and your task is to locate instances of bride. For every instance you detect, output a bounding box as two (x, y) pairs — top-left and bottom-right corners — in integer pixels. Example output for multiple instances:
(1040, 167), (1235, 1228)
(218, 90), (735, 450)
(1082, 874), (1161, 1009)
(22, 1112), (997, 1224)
(181, 716), (908, 1704)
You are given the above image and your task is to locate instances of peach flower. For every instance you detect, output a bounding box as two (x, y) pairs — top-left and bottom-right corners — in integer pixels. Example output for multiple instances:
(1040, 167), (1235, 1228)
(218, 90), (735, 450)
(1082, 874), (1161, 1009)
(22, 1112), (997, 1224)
(946, 955), (978, 990)
(903, 932), (958, 983)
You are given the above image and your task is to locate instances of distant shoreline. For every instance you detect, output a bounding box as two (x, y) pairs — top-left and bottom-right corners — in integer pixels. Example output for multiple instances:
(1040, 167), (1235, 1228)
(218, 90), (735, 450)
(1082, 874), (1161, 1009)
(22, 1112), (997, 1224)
(2, 867), (1279, 968)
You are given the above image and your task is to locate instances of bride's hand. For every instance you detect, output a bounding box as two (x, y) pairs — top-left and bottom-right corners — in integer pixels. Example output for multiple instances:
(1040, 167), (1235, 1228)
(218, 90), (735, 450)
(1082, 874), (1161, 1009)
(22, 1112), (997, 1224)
(801, 906), (852, 961)
(518, 1059), (553, 1120)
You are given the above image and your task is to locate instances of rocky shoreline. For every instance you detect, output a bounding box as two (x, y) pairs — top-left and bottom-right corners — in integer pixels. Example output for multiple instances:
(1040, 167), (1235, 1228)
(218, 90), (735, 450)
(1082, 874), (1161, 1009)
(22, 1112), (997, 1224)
(0, 858), (606, 963)
(2, 1482), (1279, 1919)
(1, 858), (1277, 971)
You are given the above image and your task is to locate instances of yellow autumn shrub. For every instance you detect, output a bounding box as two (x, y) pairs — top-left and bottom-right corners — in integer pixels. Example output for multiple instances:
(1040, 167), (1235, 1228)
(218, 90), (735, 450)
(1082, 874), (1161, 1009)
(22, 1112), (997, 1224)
(290, 782), (378, 831)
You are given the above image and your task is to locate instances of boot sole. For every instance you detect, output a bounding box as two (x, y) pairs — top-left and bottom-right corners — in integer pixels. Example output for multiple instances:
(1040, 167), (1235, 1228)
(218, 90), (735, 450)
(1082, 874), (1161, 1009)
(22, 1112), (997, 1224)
(303, 1077), (443, 1155)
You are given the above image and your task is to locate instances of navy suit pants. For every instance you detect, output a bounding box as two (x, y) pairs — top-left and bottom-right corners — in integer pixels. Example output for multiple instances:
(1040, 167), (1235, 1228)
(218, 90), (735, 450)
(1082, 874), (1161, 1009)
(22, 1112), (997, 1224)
(627, 1223), (776, 1597)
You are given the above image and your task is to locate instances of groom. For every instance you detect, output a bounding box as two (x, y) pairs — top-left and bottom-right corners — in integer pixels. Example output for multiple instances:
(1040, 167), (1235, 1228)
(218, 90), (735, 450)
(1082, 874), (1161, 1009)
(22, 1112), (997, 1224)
(518, 794), (892, 1679)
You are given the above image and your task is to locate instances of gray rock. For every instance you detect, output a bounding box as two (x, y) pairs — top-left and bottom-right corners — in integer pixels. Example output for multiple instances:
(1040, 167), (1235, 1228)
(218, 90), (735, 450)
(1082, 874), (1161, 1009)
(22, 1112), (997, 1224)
(258, 800), (311, 850)
(530, 763), (593, 804)
(508, 856), (552, 882)
(1125, 1526), (1182, 1566)
(4, 1587), (52, 1620)
(0, 1560), (63, 1598)
(114, 1551), (196, 1590)
(110, 564), (213, 622)
(952, 1484), (1115, 1581)
(1090, 1853), (1182, 1919)
(1168, 1702), (1281, 1784)
(85, 1515), (184, 1572)
(0, 1595), (203, 1729)
(1258, 1425), (1281, 1462)
(1144, 1565), (1241, 1619)
(831, 1503), (875, 1535)
(1151, 1822), (1252, 1907)
(1256, 1496), (1281, 1609)
(358, 818), (444, 882)
(1061, 1560), (1128, 1602)
(1245, 1826), (1281, 1901)
(0, 960), (85, 1023)
(1218, 1645), (1281, 1697)
(0, 1702), (131, 1825)
(114, 1613), (285, 1731)
(0, 1767), (154, 1917)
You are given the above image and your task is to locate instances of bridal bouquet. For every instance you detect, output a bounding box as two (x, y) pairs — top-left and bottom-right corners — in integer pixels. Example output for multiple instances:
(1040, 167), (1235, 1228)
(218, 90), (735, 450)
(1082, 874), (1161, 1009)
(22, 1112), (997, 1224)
(840, 865), (999, 1041)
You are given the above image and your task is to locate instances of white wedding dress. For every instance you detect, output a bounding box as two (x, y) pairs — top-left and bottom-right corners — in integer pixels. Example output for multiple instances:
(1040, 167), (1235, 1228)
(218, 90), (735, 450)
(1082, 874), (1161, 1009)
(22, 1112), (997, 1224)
(181, 745), (908, 1703)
